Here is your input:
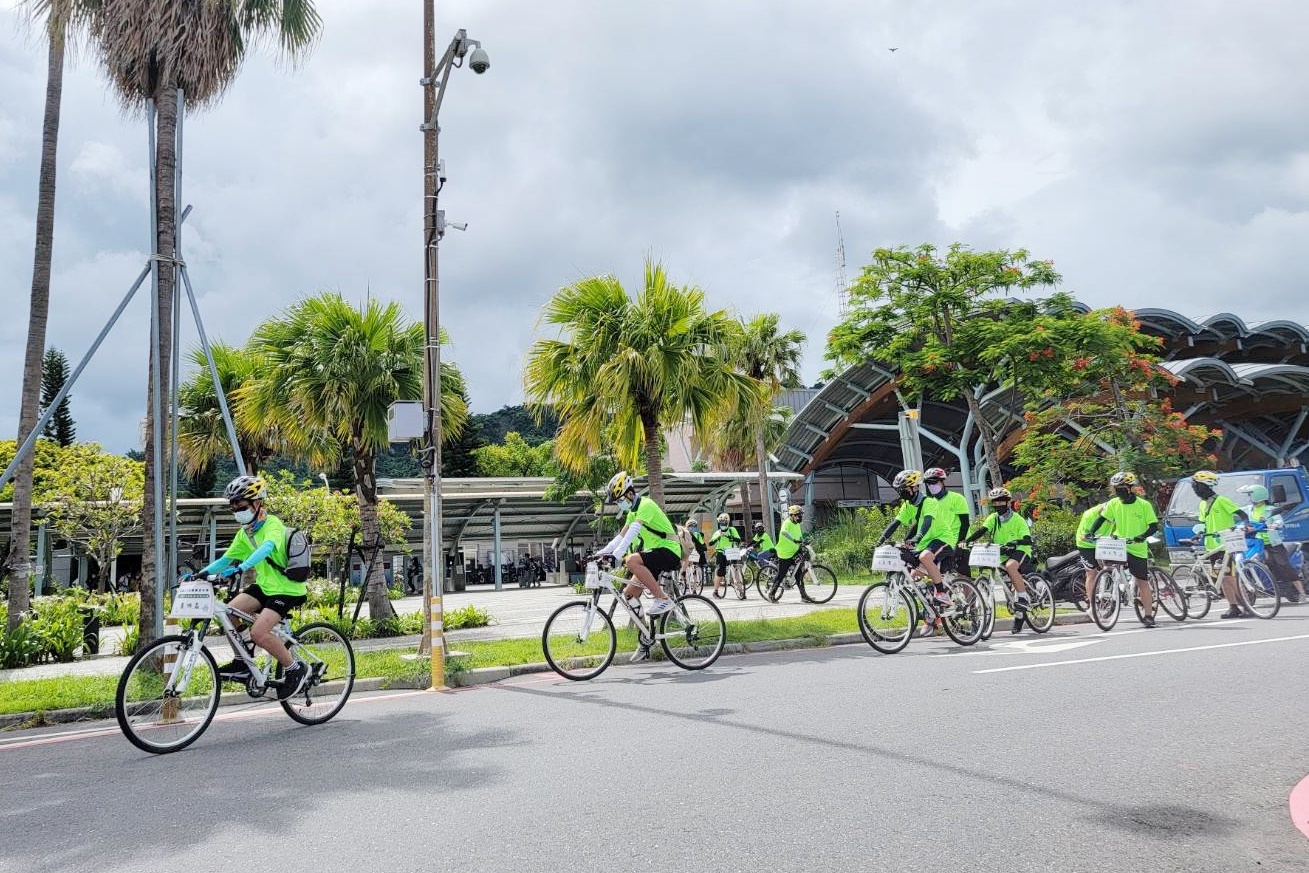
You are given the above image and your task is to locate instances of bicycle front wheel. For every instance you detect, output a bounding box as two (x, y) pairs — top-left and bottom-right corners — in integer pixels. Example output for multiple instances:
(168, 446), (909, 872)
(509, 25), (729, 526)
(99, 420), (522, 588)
(857, 579), (915, 654)
(660, 595), (726, 669)
(1091, 569), (1121, 631)
(1172, 566), (1212, 620)
(1149, 568), (1188, 622)
(799, 564), (838, 604)
(542, 601), (617, 680)
(941, 578), (985, 646)
(1238, 561), (1281, 619)
(116, 634), (220, 754)
(730, 566), (747, 600)
(1023, 574), (1056, 634)
(976, 575), (997, 640)
(686, 566), (705, 596)
(756, 566), (780, 602)
(281, 622), (356, 725)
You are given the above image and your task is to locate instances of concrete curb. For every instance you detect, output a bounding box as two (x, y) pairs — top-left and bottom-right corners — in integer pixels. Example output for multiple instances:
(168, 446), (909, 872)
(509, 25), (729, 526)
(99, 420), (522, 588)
(1, 611), (1095, 729)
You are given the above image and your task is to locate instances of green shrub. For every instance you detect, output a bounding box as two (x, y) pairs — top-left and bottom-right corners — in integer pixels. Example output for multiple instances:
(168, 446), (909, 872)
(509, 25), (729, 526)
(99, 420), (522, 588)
(97, 592), (140, 627)
(0, 618), (44, 669)
(29, 597), (84, 663)
(117, 620), (140, 656)
(811, 506), (896, 574)
(1031, 508), (1079, 561)
(446, 604), (492, 630)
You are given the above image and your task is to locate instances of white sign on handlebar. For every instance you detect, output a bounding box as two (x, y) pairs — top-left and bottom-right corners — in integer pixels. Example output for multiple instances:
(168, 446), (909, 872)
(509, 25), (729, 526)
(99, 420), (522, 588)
(1094, 538), (1128, 563)
(968, 544), (1003, 568)
(169, 581), (217, 619)
(1220, 528), (1248, 555)
(871, 545), (906, 572)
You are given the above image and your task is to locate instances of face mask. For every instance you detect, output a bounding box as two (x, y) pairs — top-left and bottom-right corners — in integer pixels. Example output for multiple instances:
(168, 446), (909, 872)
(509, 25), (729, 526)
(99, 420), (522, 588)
(233, 509), (255, 525)
(718, 522), (728, 529)
(616, 498), (632, 513)
(927, 482), (944, 496)
(995, 505), (1011, 519)
(1191, 483), (1211, 498)
(1115, 488), (1134, 502)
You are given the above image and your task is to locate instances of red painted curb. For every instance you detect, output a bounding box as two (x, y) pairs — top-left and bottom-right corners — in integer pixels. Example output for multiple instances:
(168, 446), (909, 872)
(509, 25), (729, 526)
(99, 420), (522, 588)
(1291, 774), (1309, 839)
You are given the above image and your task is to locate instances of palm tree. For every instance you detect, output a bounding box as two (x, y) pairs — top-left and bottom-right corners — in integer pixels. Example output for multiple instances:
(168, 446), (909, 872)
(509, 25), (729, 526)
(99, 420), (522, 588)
(89, 0), (321, 643)
(737, 314), (805, 539)
(5, 1), (97, 630)
(241, 293), (468, 621)
(176, 342), (276, 480)
(705, 402), (794, 531)
(525, 259), (753, 505)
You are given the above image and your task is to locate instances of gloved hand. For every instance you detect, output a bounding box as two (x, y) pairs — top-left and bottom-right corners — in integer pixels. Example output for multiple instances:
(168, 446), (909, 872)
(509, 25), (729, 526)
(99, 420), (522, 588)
(178, 571), (193, 582)
(219, 565), (241, 579)
(1128, 536), (1145, 544)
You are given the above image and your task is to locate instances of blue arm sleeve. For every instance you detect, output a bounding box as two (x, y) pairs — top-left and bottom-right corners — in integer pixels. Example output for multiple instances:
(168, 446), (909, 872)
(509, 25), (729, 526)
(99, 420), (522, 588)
(238, 540), (276, 571)
(201, 556), (233, 575)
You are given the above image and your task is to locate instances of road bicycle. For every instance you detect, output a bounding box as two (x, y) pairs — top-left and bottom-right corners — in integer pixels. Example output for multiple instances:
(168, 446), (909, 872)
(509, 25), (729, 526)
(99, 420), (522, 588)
(712, 547), (750, 600)
(682, 560), (711, 597)
(1171, 525), (1281, 620)
(1088, 537), (1187, 631)
(115, 575), (355, 754)
(857, 545), (985, 653)
(541, 558), (726, 680)
(755, 546), (838, 604)
(745, 550), (779, 593)
(963, 543), (1055, 638)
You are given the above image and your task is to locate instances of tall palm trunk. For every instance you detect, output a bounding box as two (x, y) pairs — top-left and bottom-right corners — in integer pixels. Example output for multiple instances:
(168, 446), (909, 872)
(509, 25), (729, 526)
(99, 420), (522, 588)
(353, 443), (395, 621)
(738, 482), (753, 532)
(6, 31), (65, 631)
(138, 84), (179, 647)
(641, 413), (664, 505)
(755, 419), (773, 540)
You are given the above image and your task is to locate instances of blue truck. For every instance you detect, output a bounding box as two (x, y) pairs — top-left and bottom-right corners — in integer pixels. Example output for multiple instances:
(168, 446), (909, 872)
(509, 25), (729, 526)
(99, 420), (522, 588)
(1162, 467), (1309, 563)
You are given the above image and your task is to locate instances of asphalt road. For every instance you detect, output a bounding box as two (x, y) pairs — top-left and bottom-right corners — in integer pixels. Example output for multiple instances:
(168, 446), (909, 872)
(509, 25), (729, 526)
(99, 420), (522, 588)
(3, 609), (1307, 873)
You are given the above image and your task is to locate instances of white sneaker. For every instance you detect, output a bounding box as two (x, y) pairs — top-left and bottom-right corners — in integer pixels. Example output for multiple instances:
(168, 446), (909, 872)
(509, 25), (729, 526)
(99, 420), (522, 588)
(646, 598), (674, 616)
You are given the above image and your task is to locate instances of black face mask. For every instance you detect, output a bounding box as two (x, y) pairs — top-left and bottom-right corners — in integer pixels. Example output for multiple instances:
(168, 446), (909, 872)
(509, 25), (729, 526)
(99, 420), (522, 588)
(1115, 487), (1134, 502)
(1191, 482), (1213, 499)
(994, 504), (1011, 517)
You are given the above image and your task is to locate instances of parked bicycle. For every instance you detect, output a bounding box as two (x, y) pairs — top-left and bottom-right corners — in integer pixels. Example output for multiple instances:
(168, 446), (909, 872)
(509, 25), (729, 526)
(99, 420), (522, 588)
(115, 574), (355, 754)
(964, 543), (1055, 638)
(858, 545), (985, 653)
(1088, 536), (1186, 631)
(1172, 524), (1280, 620)
(713, 547), (749, 600)
(755, 546), (838, 604)
(541, 558), (726, 680)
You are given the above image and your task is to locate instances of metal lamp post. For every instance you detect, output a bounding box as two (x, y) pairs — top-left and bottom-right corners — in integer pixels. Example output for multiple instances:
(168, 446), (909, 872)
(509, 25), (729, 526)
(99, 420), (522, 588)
(421, 3), (489, 690)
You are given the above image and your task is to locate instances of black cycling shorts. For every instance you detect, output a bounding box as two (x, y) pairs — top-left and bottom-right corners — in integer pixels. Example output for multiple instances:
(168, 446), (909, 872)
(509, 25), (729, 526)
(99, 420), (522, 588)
(243, 584), (307, 619)
(1077, 547), (1099, 571)
(638, 547), (682, 576)
(1003, 554), (1036, 575)
(1125, 554), (1149, 581)
(919, 541), (955, 571)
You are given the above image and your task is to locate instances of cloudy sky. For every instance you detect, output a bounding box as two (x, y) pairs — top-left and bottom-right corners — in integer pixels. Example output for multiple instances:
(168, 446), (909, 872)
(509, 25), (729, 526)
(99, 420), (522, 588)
(1, 0), (1307, 455)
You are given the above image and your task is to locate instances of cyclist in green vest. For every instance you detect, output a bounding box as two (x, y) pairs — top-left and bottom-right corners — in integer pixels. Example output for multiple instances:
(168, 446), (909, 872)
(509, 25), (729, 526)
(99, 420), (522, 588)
(1075, 500), (1110, 607)
(964, 486), (1033, 624)
(750, 521), (775, 561)
(876, 469), (926, 548)
(685, 515), (708, 568)
(708, 512), (743, 597)
(1190, 469), (1252, 618)
(189, 475), (309, 699)
(595, 471), (683, 661)
(773, 504), (808, 588)
(906, 467), (971, 594)
(1086, 471), (1161, 627)
(1239, 483), (1307, 602)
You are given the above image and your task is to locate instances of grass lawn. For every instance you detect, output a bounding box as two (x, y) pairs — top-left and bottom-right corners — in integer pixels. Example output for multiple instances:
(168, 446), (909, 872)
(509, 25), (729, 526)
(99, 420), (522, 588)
(1, 608), (863, 719)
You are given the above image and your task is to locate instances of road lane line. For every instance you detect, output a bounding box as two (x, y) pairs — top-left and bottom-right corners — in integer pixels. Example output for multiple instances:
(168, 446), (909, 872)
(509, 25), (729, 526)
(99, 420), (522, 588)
(973, 633), (1309, 674)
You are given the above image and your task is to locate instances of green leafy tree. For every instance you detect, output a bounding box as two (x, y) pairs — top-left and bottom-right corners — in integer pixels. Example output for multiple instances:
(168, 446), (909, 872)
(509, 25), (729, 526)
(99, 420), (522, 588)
(262, 471), (410, 565)
(442, 387), (485, 477)
(90, 0), (323, 644)
(177, 342), (276, 479)
(525, 259), (753, 505)
(473, 432), (554, 477)
(735, 314), (804, 538)
(40, 347), (76, 446)
(241, 293), (465, 621)
(1008, 307), (1220, 506)
(38, 444), (144, 592)
(827, 243), (1060, 487)
(6, 0), (98, 630)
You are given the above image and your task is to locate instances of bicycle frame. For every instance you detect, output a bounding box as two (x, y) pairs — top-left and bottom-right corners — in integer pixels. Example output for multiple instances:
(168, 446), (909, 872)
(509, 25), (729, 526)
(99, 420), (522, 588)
(175, 594), (292, 695)
(580, 565), (693, 648)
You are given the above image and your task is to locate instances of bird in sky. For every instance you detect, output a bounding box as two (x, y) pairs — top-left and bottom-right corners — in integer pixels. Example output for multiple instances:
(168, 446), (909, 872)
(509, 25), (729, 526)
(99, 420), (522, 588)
(889, 47), (898, 52)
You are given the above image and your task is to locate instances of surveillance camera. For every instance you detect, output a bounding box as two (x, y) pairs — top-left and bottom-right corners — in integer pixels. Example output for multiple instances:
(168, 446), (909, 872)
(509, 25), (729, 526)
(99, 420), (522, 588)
(448, 221), (468, 231)
(468, 47), (490, 74)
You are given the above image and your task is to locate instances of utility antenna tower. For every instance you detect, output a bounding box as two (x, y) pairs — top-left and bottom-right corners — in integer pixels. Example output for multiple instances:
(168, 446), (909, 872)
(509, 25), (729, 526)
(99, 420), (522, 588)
(834, 210), (850, 314)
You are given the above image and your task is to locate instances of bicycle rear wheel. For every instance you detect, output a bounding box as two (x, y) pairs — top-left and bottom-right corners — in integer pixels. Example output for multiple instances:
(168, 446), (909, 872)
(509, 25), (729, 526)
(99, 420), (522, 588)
(542, 601), (617, 680)
(941, 578), (984, 646)
(1172, 566), (1213, 620)
(1091, 569), (1122, 631)
(1023, 574), (1056, 634)
(857, 579), (915, 654)
(116, 633), (220, 754)
(976, 575), (998, 640)
(1238, 561), (1281, 619)
(660, 595), (726, 669)
(799, 563), (838, 604)
(685, 566), (705, 596)
(756, 566), (780, 602)
(281, 622), (356, 725)
(1149, 568), (1188, 622)
(730, 566), (747, 600)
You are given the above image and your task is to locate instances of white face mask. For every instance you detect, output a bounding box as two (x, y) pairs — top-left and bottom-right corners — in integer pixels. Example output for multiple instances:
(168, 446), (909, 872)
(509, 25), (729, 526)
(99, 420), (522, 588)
(233, 509), (255, 525)
(616, 498), (632, 513)
(927, 482), (945, 496)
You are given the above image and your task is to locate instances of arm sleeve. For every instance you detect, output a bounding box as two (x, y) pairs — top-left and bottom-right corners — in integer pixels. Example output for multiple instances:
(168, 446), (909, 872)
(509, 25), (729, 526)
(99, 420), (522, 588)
(956, 514), (971, 544)
(201, 556), (234, 575)
(600, 521), (642, 557)
(964, 523), (986, 543)
(1087, 515), (1107, 537)
(238, 539), (276, 571)
(595, 526), (627, 557)
(1142, 522), (1160, 539)
(912, 512), (936, 543)
(877, 519), (901, 545)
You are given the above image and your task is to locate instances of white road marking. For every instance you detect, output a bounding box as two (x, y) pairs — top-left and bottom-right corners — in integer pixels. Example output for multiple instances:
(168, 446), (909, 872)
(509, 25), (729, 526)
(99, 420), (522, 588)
(973, 633), (1309, 674)
(949, 617), (1256, 657)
